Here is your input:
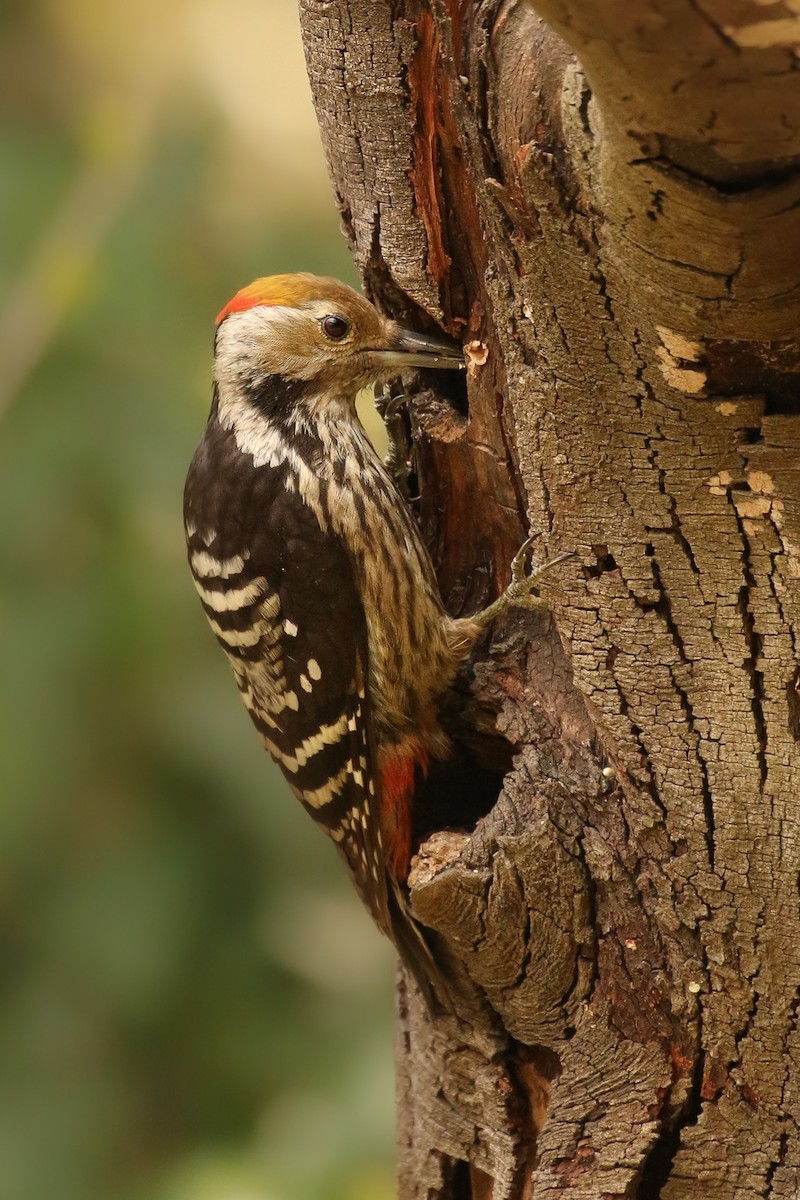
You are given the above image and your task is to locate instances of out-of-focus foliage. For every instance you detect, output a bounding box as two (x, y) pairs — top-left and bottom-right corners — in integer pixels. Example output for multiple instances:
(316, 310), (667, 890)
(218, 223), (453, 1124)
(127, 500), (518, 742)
(0, 3), (395, 1198)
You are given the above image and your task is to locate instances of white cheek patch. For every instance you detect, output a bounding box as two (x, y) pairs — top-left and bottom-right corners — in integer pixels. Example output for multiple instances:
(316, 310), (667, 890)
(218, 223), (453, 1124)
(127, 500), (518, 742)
(214, 306), (328, 385)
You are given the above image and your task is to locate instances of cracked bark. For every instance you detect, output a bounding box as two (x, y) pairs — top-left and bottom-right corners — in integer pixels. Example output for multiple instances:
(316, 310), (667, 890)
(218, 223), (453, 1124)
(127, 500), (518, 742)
(298, 1), (800, 1196)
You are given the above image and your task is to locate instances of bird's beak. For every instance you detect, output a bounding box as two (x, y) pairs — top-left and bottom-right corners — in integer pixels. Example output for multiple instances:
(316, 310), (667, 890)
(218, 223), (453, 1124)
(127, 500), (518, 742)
(369, 325), (465, 371)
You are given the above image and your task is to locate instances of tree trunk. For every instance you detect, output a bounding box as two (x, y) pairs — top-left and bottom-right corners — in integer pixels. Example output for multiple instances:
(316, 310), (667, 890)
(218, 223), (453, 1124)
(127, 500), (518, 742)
(298, 1), (800, 1196)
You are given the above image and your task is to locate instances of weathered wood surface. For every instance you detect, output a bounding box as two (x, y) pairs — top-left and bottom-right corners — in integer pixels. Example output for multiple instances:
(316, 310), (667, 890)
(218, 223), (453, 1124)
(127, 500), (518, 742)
(299, 1), (800, 1195)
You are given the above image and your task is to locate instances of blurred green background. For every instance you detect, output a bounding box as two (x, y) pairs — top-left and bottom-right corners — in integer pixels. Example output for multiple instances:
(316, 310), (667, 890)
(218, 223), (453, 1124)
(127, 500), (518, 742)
(0, 2), (397, 1198)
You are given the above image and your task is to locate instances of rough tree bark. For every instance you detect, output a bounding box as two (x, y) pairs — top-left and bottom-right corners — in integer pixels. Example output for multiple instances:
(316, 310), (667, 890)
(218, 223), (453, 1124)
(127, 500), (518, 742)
(299, 2), (800, 1196)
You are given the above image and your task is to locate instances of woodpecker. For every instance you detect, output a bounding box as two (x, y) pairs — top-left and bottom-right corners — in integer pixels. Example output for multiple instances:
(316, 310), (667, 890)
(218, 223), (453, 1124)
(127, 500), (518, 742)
(184, 273), (567, 1002)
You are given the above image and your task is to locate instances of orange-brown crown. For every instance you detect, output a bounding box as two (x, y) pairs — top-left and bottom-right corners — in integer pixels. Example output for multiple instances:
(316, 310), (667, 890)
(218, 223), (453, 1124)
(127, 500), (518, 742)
(216, 273), (340, 326)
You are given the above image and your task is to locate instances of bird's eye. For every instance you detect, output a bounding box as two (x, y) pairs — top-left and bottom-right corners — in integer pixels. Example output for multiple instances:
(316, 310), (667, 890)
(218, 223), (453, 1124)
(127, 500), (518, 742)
(321, 314), (351, 341)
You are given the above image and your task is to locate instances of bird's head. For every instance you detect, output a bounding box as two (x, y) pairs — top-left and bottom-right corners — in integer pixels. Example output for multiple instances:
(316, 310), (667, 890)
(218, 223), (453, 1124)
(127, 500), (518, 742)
(213, 273), (463, 403)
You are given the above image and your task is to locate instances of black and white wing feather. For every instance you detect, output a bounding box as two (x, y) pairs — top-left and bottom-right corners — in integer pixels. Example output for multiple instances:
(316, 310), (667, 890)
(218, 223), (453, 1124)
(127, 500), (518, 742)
(184, 421), (392, 937)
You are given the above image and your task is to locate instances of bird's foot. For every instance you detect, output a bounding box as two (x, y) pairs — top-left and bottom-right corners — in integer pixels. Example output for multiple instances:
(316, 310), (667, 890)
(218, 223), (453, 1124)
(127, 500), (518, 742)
(475, 535), (573, 628)
(375, 385), (414, 498)
(505, 535), (573, 609)
(377, 390), (409, 422)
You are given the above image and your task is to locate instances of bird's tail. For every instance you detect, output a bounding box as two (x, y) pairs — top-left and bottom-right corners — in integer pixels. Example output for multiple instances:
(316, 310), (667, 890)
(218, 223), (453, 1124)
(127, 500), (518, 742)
(388, 877), (452, 1014)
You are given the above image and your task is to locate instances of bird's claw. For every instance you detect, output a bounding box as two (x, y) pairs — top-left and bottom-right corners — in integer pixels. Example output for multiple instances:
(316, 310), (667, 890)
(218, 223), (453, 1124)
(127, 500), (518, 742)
(375, 386), (408, 421)
(507, 536), (573, 607)
(474, 536), (572, 627)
